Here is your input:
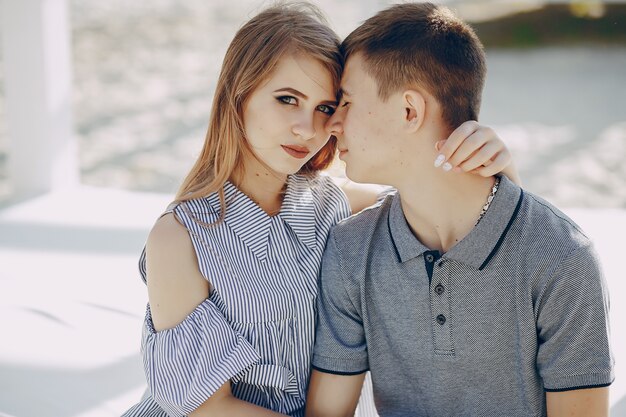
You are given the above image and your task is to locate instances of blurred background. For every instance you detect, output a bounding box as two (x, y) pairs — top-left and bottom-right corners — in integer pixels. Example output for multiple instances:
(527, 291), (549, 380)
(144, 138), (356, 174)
(0, 0), (624, 416)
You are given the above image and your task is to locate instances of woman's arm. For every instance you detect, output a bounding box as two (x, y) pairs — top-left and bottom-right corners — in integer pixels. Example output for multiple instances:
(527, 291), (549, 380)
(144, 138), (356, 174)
(335, 121), (522, 214)
(330, 177), (387, 215)
(189, 382), (286, 417)
(146, 213), (209, 331)
(146, 214), (287, 417)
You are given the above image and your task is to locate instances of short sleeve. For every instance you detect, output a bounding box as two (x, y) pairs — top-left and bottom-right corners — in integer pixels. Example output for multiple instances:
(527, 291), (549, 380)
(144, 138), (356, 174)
(142, 297), (260, 417)
(312, 230), (368, 374)
(536, 243), (614, 391)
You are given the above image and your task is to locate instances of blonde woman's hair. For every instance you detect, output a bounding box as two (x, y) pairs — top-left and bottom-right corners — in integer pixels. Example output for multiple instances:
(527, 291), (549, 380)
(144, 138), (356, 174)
(175, 2), (342, 217)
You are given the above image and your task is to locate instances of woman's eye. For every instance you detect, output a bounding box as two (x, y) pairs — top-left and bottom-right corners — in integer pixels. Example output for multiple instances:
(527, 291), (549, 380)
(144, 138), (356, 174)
(277, 96), (297, 105)
(317, 104), (336, 115)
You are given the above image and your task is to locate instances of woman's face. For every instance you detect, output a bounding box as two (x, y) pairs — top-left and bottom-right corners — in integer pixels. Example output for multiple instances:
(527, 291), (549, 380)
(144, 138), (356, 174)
(242, 53), (337, 178)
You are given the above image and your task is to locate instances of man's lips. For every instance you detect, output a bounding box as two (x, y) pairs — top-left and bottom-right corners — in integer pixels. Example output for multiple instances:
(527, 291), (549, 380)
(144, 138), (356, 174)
(281, 144), (310, 159)
(338, 148), (348, 158)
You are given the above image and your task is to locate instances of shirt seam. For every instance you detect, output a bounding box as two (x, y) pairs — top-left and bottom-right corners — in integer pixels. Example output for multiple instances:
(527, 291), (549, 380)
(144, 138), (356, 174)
(544, 382), (613, 392)
(329, 231), (362, 316)
(543, 369), (614, 380)
(542, 370), (615, 391)
(526, 193), (589, 239)
(313, 353), (368, 363)
(535, 241), (593, 316)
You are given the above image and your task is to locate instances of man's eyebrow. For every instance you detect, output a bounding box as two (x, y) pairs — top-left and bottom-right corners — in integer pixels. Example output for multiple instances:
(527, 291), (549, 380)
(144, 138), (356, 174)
(339, 88), (352, 98)
(273, 87), (308, 100)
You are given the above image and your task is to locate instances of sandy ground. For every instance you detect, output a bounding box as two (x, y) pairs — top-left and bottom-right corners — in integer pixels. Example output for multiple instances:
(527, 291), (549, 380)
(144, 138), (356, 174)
(0, 1), (625, 416)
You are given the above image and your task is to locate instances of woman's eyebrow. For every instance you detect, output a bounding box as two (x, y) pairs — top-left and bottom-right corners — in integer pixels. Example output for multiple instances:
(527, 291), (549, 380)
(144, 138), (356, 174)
(274, 87), (337, 106)
(273, 87), (307, 100)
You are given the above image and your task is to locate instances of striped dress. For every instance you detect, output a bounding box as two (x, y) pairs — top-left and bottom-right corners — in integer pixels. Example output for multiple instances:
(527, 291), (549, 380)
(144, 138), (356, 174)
(122, 174), (351, 417)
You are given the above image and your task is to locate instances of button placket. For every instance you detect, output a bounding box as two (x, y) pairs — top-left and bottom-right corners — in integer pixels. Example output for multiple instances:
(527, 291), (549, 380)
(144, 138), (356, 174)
(434, 283), (445, 295)
(423, 250), (440, 283)
(430, 258), (454, 355)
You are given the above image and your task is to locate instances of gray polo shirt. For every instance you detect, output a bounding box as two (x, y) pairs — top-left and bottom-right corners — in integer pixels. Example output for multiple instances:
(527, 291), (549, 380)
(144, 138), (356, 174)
(312, 176), (613, 417)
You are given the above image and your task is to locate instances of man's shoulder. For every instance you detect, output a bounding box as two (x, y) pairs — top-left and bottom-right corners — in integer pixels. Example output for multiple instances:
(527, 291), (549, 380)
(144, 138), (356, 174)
(331, 192), (394, 240)
(513, 190), (602, 289)
(520, 190), (591, 250)
(326, 192), (396, 264)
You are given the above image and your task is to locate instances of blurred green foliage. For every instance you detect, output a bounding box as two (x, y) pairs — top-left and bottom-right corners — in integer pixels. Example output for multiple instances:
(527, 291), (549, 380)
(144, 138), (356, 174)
(472, 4), (626, 48)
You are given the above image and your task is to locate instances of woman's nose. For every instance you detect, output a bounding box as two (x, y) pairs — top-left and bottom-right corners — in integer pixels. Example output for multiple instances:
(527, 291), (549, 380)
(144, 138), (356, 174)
(292, 114), (316, 141)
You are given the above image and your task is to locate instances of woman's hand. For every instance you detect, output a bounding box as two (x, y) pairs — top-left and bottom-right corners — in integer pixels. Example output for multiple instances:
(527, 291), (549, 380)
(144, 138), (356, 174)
(434, 121), (522, 186)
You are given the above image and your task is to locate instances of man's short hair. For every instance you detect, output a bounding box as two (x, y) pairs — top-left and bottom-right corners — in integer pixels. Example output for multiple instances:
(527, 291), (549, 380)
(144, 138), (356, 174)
(342, 2), (486, 131)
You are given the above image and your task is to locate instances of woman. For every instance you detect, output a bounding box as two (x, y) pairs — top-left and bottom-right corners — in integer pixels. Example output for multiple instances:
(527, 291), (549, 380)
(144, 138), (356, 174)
(123, 3), (517, 417)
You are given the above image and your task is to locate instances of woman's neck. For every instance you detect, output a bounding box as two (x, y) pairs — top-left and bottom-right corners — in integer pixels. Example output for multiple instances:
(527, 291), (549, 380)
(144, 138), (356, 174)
(231, 157), (288, 216)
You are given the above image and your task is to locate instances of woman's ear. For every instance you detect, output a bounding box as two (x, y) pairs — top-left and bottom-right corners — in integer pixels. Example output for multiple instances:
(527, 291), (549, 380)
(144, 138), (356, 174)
(403, 90), (426, 132)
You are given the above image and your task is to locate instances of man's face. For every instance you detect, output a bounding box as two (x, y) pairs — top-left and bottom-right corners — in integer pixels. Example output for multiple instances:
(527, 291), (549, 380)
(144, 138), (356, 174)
(325, 54), (403, 185)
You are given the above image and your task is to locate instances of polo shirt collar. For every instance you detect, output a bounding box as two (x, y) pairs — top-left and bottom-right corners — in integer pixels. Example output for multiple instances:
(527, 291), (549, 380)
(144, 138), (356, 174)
(389, 194), (430, 263)
(445, 175), (523, 270)
(388, 175), (523, 270)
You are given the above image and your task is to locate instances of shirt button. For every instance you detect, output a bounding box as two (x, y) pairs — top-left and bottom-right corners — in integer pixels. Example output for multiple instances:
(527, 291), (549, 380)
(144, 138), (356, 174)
(436, 314), (446, 325)
(425, 254), (434, 262)
(438, 260), (445, 267)
(434, 284), (445, 295)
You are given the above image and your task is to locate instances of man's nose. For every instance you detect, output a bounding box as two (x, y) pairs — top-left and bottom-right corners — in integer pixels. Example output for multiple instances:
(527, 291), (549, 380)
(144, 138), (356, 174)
(325, 110), (344, 137)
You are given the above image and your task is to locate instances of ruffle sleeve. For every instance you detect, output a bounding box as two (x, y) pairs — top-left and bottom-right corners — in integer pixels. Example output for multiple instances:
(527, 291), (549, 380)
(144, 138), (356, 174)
(141, 296), (260, 417)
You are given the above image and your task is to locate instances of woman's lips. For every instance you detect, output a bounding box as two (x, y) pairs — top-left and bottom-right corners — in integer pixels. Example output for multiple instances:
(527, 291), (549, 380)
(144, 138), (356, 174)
(282, 145), (310, 159)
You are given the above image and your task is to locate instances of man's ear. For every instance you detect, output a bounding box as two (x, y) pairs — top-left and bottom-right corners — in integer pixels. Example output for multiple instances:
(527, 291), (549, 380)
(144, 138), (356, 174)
(403, 90), (426, 132)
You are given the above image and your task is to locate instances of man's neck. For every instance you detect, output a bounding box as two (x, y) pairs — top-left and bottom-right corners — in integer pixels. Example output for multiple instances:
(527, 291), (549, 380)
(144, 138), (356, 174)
(395, 173), (496, 253)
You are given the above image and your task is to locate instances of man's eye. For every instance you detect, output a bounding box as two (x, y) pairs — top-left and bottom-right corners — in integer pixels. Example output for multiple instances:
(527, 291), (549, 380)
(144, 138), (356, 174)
(277, 96), (297, 105)
(317, 104), (336, 115)
(340, 101), (350, 108)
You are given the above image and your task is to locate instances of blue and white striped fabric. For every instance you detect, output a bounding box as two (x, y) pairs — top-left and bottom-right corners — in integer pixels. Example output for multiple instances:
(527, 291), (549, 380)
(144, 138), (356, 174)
(122, 174), (351, 417)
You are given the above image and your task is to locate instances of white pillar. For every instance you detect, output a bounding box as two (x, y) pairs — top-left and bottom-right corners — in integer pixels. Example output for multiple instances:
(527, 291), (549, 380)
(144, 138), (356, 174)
(1, 0), (78, 198)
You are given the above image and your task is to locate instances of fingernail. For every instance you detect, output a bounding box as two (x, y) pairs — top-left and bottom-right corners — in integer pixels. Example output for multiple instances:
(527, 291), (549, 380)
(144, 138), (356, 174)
(442, 162), (452, 172)
(434, 154), (445, 168)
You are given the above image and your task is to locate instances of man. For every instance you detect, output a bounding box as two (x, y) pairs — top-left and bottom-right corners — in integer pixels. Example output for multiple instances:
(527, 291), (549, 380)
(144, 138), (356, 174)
(306, 3), (613, 416)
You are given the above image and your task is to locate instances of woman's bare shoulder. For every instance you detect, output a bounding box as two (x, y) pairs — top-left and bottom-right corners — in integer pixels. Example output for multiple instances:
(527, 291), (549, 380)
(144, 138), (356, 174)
(145, 212), (210, 331)
(147, 212), (190, 254)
